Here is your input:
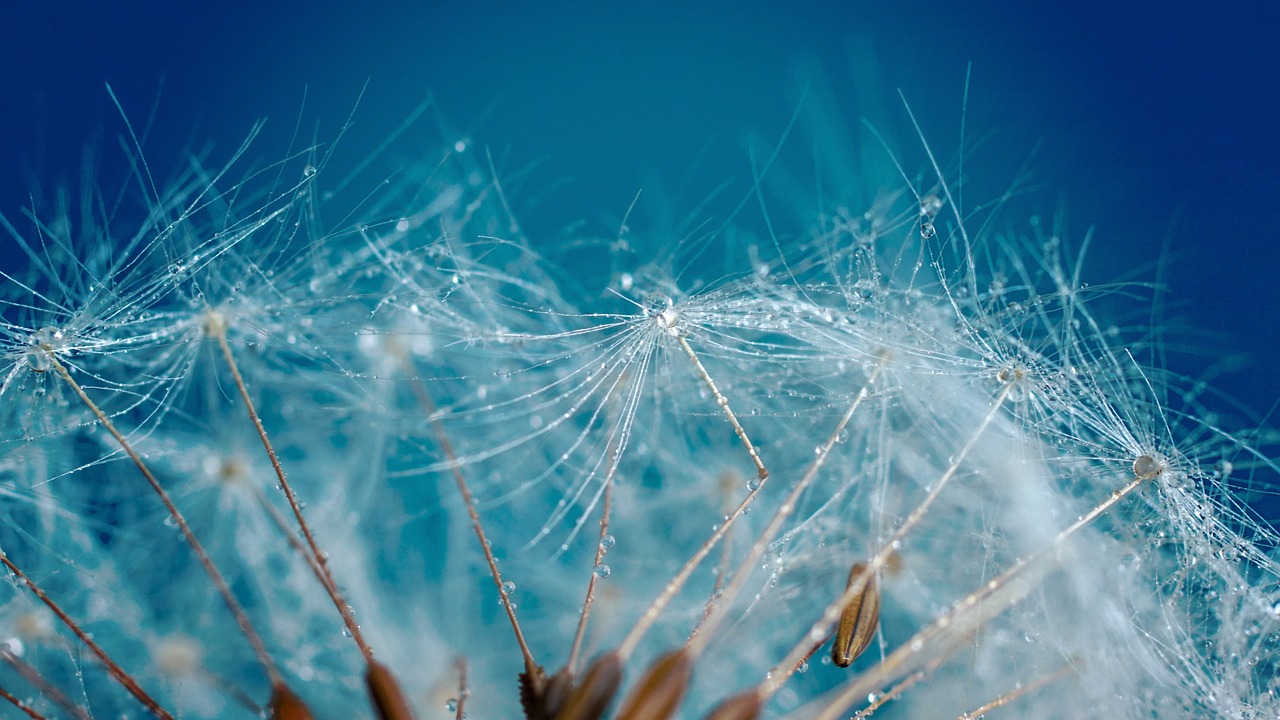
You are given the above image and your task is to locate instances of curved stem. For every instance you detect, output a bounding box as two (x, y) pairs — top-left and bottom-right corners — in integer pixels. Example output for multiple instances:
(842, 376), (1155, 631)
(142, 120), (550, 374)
(46, 350), (283, 690)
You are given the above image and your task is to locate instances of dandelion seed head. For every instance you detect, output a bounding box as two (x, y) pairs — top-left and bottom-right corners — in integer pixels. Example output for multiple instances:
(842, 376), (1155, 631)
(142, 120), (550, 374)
(0, 46), (1276, 720)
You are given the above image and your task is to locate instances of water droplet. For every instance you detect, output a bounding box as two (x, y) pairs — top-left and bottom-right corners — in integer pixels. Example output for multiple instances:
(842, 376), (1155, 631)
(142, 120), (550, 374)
(599, 535), (616, 550)
(501, 581), (516, 595)
(747, 477), (761, 492)
(302, 164), (317, 177)
(446, 698), (458, 712)
(593, 564), (611, 578)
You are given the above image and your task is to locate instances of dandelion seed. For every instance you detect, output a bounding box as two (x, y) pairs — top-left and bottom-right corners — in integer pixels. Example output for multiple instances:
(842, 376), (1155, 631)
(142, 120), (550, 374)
(832, 562), (881, 668)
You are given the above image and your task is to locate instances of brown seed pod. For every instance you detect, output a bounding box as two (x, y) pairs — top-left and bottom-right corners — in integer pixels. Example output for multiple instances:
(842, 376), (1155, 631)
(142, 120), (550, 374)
(702, 689), (764, 720)
(614, 649), (693, 720)
(365, 661), (415, 720)
(268, 683), (313, 720)
(553, 653), (623, 720)
(832, 562), (881, 668)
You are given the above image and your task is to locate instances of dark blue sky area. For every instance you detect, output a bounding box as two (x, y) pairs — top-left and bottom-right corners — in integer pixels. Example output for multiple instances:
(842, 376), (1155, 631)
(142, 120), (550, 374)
(2, 1), (1278, 419)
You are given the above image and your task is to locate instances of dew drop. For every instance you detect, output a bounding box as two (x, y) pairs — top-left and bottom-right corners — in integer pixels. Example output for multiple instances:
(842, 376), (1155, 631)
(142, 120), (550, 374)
(501, 581), (516, 595)
(446, 698), (458, 712)
(599, 535), (616, 550)
(593, 564), (611, 578)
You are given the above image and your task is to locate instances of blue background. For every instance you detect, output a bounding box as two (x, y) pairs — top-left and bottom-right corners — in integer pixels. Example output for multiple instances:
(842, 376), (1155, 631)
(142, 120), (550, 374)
(2, 1), (1278, 425)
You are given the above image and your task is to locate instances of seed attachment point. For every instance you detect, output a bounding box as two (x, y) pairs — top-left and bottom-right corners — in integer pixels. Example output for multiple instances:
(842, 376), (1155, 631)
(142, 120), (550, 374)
(1132, 454), (1164, 480)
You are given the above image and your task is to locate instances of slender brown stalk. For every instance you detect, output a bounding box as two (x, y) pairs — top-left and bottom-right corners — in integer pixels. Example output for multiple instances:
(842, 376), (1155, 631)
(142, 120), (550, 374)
(850, 671), (926, 719)
(674, 335), (767, 481)
(0, 684), (49, 720)
(687, 472), (743, 645)
(0, 554), (172, 720)
(688, 364), (884, 658)
(208, 316), (374, 664)
(42, 348), (284, 692)
(797, 465), (1156, 720)
(567, 472), (614, 675)
(1, 646), (91, 720)
(611, 326), (788, 662)
(763, 380), (1015, 696)
(955, 665), (1074, 720)
(200, 670), (262, 717)
(403, 367), (540, 681)
(453, 658), (470, 720)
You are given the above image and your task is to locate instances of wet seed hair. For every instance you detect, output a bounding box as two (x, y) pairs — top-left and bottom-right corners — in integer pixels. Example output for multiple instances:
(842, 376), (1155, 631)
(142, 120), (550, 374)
(0, 79), (1277, 720)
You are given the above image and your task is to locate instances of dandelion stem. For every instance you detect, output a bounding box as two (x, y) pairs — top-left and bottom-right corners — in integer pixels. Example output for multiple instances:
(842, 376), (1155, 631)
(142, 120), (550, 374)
(612, 336), (781, 662)
(687, 472), (743, 645)
(454, 658), (469, 720)
(0, 553), (172, 720)
(567, 465), (614, 674)
(43, 349), (286, 692)
(850, 671), (926, 719)
(954, 664), (1073, 720)
(764, 380), (1015, 696)
(1, 646), (91, 720)
(675, 335), (768, 480)
(689, 363), (883, 656)
(615, 463), (765, 662)
(210, 320), (375, 665)
(404, 367), (540, 677)
(0, 684), (49, 720)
